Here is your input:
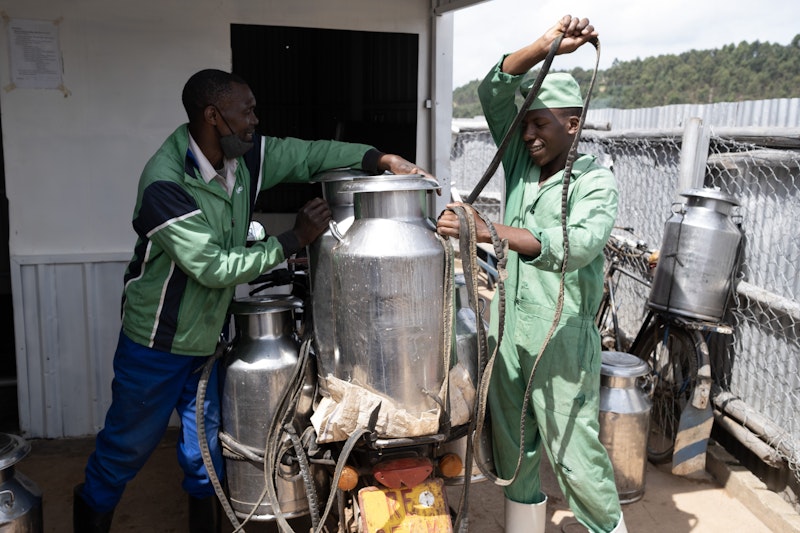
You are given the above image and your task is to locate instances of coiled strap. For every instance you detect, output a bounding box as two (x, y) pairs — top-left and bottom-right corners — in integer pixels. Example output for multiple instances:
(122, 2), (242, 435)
(449, 204), (512, 488)
(196, 342), (244, 531)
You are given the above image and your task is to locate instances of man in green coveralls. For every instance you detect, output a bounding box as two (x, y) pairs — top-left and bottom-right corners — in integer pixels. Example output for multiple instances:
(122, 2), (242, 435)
(437, 16), (626, 533)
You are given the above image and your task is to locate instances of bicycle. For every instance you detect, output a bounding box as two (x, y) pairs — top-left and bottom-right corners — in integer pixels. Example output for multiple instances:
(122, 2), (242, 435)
(595, 229), (655, 353)
(596, 230), (733, 465)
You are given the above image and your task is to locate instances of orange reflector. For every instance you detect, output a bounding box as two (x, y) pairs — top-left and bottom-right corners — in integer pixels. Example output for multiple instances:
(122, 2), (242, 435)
(438, 453), (463, 478)
(372, 457), (433, 489)
(338, 465), (360, 491)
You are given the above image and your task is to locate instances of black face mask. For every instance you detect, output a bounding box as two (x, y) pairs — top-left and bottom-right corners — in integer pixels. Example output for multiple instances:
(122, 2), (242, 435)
(214, 106), (254, 159)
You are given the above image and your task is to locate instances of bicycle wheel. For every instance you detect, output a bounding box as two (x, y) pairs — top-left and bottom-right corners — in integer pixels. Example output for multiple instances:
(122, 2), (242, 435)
(632, 320), (699, 464)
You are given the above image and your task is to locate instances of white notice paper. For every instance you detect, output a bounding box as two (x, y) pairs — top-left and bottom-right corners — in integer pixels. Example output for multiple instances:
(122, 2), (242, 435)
(8, 18), (64, 90)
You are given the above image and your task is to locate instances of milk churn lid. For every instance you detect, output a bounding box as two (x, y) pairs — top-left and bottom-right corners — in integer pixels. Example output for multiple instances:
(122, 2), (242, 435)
(311, 168), (377, 184)
(337, 174), (440, 193)
(229, 295), (302, 315)
(681, 188), (739, 206)
(0, 433), (30, 470)
(600, 351), (650, 378)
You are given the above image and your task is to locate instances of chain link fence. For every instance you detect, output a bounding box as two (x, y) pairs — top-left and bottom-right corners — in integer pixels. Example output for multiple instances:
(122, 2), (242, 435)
(450, 129), (505, 223)
(450, 123), (800, 493)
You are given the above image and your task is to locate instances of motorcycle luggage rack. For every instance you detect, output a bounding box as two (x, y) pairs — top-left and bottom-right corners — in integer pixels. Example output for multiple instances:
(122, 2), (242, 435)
(369, 433), (448, 451)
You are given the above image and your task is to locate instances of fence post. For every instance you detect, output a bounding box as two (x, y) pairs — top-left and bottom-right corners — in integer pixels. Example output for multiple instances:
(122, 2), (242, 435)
(678, 117), (711, 194)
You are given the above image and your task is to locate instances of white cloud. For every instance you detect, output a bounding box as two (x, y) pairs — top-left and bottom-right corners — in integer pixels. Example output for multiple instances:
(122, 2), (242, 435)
(453, 0), (800, 88)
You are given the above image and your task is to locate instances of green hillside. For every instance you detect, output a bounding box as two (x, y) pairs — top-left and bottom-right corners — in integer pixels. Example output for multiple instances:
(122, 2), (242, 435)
(453, 35), (800, 118)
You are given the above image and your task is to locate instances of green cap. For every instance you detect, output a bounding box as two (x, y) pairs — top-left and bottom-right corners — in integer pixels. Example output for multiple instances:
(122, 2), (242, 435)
(520, 73), (584, 110)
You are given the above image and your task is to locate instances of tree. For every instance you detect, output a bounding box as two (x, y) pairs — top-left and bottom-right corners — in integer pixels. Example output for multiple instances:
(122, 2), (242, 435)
(452, 35), (800, 111)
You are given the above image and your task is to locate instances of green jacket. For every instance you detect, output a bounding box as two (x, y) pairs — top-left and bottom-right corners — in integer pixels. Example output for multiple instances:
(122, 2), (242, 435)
(122, 124), (375, 355)
(478, 59), (618, 331)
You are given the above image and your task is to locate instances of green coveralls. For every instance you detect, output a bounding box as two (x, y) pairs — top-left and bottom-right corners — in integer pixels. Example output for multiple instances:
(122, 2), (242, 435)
(478, 59), (622, 532)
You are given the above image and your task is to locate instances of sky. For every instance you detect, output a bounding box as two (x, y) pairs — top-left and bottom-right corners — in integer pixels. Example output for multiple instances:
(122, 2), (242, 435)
(452, 0), (800, 89)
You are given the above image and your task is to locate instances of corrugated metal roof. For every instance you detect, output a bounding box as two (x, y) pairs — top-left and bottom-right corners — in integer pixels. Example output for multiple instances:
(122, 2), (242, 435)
(586, 98), (800, 130)
(455, 98), (800, 132)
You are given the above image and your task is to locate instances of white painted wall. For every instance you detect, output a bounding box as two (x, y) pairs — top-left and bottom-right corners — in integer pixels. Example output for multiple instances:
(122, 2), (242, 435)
(0, 0), (458, 437)
(0, 0), (450, 257)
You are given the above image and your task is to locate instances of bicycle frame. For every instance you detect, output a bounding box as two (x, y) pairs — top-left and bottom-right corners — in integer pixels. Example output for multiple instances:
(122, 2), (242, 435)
(596, 234), (653, 352)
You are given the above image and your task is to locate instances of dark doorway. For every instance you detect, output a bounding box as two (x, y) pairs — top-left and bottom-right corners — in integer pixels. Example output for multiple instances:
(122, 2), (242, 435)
(231, 24), (419, 213)
(0, 109), (18, 432)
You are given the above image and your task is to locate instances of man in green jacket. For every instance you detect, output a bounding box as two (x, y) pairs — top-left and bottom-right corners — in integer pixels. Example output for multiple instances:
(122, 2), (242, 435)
(74, 69), (427, 533)
(437, 16), (626, 533)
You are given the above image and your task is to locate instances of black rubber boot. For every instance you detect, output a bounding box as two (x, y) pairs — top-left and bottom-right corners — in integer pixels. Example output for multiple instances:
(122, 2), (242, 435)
(188, 495), (222, 533)
(73, 484), (115, 533)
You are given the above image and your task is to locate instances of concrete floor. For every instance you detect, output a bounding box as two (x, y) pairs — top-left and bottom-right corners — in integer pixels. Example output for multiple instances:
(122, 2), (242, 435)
(9, 429), (800, 532)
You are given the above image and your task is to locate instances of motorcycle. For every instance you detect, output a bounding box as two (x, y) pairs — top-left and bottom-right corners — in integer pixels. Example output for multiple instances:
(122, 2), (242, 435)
(202, 170), (491, 533)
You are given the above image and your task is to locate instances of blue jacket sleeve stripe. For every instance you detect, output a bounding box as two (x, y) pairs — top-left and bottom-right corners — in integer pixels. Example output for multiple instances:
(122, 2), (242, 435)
(150, 261), (189, 352)
(122, 239), (149, 300)
(134, 181), (201, 237)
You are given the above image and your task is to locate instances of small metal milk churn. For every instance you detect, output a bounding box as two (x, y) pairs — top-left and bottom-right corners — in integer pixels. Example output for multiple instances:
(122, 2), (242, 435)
(0, 433), (43, 532)
(598, 351), (653, 504)
(648, 188), (742, 321)
(436, 273), (493, 484)
(222, 295), (316, 520)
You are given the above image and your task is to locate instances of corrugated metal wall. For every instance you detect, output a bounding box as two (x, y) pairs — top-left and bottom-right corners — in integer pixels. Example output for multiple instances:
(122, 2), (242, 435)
(12, 254), (128, 438)
(5, 0), (455, 440)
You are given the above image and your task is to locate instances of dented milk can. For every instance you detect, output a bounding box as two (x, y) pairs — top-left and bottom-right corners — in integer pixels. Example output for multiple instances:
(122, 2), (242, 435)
(598, 351), (652, 504)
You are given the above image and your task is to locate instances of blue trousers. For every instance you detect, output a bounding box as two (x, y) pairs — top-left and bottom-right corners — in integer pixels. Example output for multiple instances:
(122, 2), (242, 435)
(81, 331), (223, 513)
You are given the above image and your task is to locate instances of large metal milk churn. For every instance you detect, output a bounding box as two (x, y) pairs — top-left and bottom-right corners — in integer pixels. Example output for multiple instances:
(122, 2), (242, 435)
(0, 433), (42, 532)
(598, 351), (653, 504)
(308, 169), (368, 390)
(329, 175), (446, 425)
(222, 295), (315, 520)
(648, 188), (742, 321)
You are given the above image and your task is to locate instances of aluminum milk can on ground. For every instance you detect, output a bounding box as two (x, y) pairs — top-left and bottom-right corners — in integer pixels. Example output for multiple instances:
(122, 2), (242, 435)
(222, 296), (318, 520)
(598, 351), (653, 504)
(0, 433), (42, 532)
